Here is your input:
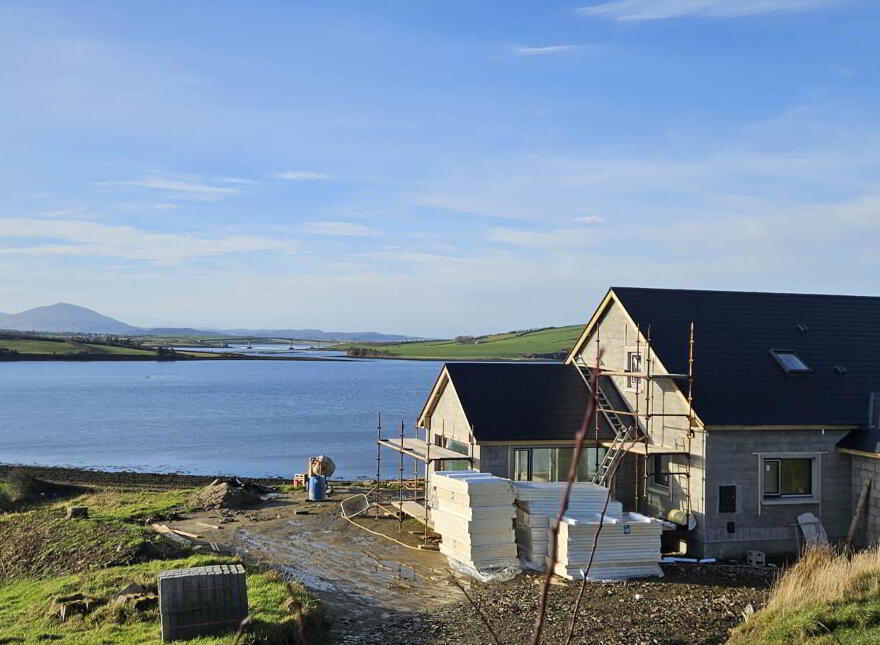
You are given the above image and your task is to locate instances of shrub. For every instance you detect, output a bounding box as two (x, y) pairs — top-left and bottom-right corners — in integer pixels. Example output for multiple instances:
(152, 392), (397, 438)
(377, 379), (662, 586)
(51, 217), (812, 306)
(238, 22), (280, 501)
(6, 469), (45, 502)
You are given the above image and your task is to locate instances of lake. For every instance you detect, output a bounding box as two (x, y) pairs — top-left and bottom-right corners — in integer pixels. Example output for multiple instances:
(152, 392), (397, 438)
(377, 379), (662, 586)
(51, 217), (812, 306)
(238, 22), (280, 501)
(0, 356), (444, 480)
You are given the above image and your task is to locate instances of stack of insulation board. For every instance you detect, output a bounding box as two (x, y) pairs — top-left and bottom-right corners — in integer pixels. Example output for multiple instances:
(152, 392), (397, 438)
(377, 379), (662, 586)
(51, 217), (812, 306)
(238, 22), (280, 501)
(430, 471), (518, 570)
(513, 482), (623, 568)
(548, 512), (663, 580)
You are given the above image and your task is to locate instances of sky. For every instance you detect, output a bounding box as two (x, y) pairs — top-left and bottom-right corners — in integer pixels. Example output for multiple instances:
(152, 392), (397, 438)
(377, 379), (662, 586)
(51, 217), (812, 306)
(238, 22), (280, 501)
(1, 0), (879, 337)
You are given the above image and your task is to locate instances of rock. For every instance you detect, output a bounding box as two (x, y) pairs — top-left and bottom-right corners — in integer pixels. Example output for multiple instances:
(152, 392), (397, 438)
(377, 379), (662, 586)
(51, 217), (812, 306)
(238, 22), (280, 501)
(65, 506), (88, 519)
(50, 593), (104, 621)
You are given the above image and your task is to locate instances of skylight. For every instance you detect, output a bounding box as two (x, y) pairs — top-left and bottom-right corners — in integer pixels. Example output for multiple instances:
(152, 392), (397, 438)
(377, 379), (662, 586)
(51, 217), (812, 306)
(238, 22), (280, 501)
(770, 350), (811, 373)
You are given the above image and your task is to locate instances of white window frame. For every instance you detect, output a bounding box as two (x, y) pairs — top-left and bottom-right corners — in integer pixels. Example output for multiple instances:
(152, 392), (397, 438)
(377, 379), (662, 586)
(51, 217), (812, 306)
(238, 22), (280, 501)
(756, 452), (822, 509)
(625, 349), (642, 392)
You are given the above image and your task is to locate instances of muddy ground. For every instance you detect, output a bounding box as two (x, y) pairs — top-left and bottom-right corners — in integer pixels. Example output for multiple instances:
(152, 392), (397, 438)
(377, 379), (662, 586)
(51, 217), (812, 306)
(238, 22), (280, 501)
(7, 466), (772, 644)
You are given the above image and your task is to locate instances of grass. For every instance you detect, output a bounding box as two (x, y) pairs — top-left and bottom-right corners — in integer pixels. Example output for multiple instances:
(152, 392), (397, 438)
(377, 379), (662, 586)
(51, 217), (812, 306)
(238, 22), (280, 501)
(730, 545), (880, 644)
(0, 554), (325, 644)
(0, 482), (327, 643)
(338, 324), (583, 360)
(0, 339), (158, 356)
(66, 488), (196, 522)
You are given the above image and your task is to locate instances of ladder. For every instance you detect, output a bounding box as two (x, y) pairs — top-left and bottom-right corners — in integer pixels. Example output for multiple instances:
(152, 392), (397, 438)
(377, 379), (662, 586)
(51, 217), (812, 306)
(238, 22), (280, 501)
(592, 424), (634, 487)
(571, 357), (640, 488)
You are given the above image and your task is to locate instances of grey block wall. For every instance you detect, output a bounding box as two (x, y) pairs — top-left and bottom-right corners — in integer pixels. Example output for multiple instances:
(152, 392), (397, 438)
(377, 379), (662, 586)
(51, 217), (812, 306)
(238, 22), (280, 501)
(701, 430), (852, 559)
(852, 454), (880, 548)
(158, 564), (248, 642)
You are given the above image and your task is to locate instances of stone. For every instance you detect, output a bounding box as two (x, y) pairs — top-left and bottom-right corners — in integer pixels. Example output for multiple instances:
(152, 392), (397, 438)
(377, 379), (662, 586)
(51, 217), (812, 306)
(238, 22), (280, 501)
(66, 506), (88, 519)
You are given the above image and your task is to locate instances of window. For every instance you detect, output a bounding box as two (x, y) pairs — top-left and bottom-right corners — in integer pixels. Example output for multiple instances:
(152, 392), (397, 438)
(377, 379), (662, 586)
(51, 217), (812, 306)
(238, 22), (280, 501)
(513, 447), (608, 482)
(648, 454), (670, 489)
(514, 449), (531, 481)
(439, 438), (470, 471)
(626, 351), (642, 391)
(718, 486), (737, 513)
(770, 350), (811, 373)
(763, 458), (812, 498)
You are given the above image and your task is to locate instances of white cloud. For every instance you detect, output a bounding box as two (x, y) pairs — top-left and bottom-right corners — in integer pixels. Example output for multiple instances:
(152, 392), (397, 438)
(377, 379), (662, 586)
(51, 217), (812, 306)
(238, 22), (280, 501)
(271, 170), (332, 181)
(0, 217), (299, 265)
(573, 215), (605, 224)
(578, 0), (835, 21)
(513, 45), (580, 56)
(304, 221), (379, 237)
(95, 178), (240, 199)
(217, 177), (259, 185)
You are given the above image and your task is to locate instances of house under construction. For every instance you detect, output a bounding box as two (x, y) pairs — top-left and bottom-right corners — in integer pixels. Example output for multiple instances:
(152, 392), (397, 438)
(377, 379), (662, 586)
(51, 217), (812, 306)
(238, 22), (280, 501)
(406, 287), (880, 559)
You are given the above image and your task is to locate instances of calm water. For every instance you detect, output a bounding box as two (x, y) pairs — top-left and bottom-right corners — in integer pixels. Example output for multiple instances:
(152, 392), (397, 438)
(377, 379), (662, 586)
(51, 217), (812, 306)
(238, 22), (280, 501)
(0, 357), (443, 479)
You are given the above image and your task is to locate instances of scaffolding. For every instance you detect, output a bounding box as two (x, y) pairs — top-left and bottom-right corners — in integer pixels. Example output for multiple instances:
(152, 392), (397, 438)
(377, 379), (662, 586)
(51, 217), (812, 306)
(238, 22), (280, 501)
(570, 322), (697, 525)
(373, 414), (473, 546)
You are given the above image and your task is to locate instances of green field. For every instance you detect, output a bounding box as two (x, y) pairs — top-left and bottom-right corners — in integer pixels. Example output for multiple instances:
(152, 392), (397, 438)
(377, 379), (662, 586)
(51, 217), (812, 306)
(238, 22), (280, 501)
(339, 324), (584, 360)
(0, 339), (158, 356)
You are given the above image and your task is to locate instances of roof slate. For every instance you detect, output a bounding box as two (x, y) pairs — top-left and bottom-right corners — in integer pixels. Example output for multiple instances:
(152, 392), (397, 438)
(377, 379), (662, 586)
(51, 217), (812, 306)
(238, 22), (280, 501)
(441, 362), (613, 443)
(610, 287), (880, 435)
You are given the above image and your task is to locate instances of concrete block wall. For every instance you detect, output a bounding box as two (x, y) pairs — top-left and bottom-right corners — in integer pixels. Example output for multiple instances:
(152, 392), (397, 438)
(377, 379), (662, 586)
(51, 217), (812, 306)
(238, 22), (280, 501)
(158, 564), (248, 642)
(702, 430), (852, 559)
(852, 454), (880, 548)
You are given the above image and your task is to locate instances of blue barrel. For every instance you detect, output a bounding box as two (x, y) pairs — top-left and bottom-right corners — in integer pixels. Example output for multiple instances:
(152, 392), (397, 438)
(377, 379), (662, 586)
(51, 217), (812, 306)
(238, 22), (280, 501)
(308, 475), (327, 502)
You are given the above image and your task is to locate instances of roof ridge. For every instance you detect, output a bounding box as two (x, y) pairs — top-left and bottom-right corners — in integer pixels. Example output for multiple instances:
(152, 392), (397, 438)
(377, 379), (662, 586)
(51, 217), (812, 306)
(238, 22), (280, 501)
(611, 286), (880, 301)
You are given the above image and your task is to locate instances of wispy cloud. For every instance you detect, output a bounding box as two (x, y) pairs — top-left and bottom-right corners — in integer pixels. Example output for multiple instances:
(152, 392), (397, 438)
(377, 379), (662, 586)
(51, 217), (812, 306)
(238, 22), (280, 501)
(578, 0), (835, 21)
(271, 170), (332, 181)
(0, 217), (299, 265)
(304, 221), (379, 237)
(513, 44), (581, 56)
(573, 215), (605, 224)
(95, 178), (240, 200)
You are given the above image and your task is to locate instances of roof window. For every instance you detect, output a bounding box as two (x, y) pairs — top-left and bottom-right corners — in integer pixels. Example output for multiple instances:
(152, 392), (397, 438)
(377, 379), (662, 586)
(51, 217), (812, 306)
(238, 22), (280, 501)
(770, 350), (811, 373)
(834, 365), (848, 375)
(797, 323), (810, 333)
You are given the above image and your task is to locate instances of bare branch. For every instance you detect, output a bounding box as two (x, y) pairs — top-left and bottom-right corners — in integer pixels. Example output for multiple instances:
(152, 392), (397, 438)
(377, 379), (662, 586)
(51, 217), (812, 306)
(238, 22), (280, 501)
(530, 353), (601, 645)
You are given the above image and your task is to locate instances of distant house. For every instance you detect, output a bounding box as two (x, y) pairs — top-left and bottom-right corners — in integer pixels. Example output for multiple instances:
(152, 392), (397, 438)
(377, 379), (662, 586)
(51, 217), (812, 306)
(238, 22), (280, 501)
(418, 287), (880, 558)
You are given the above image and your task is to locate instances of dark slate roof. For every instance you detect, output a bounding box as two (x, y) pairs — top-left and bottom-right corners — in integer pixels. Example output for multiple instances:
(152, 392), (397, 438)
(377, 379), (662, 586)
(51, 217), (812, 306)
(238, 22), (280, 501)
(611, 287), (880, 436)
(442, 362), (615, 442)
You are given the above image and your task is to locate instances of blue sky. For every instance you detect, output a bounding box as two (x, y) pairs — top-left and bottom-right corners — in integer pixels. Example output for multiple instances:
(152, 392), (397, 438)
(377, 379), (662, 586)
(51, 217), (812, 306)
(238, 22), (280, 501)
(1, 0), (879, 336)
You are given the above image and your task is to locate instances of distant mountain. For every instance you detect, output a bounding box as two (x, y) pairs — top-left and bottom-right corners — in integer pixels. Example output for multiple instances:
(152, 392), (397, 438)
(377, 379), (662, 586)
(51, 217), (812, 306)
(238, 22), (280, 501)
(0, 303), (139, 334)
(0, 303), (417, 342)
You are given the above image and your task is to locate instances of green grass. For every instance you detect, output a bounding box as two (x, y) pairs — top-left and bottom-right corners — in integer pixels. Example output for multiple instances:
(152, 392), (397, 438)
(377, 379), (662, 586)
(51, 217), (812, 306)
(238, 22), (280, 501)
(62, 488), (196, 522)
(338, 324), (583, 360)
(0, 554), (324, 644)
(0, 339), (158, 356)
(0, 484), (327, 643)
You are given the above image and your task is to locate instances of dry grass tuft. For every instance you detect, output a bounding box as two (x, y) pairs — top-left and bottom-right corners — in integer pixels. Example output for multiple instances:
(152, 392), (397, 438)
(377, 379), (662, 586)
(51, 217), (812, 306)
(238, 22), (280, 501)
(767, 545), (880, 613)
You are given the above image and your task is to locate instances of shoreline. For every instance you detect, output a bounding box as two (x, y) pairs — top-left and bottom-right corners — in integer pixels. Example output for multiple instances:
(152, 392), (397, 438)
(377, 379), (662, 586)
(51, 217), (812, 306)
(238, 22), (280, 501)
(0, 353), (354, 363)
(0, 464), (298, 490)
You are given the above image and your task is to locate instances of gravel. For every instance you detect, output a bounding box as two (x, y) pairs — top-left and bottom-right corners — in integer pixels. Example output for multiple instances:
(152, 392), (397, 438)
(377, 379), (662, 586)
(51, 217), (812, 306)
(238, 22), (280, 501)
(327, 564), (773, 645)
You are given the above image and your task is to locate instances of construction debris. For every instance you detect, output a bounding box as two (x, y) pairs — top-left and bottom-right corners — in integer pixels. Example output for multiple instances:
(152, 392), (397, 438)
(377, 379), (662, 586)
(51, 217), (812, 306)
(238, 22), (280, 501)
(189, 477), (268, 511)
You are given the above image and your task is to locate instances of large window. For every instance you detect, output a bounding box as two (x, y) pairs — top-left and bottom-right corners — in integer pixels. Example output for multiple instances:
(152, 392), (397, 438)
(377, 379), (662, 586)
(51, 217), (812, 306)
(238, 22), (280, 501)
(763, 458), (812, 498)
(438, 438), (470, 472)
(513, 447), (607, 482)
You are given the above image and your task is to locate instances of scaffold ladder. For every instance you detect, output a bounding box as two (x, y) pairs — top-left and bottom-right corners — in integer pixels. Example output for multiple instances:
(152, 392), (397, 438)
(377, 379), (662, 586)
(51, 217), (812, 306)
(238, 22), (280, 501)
(592, 424), (635, 488)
